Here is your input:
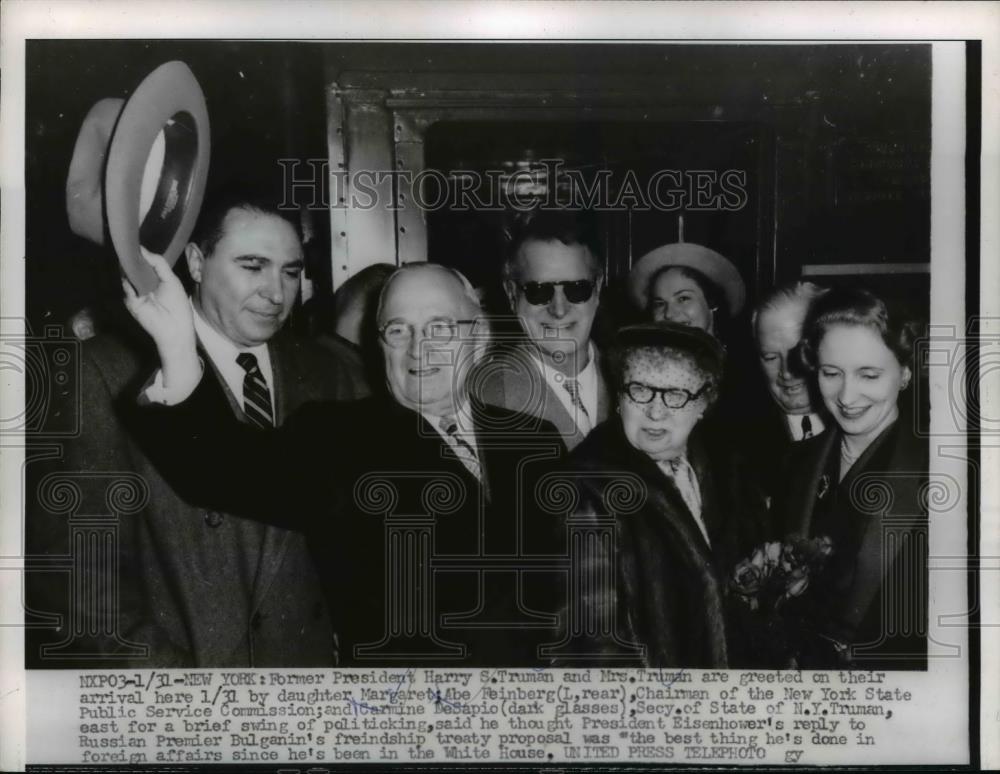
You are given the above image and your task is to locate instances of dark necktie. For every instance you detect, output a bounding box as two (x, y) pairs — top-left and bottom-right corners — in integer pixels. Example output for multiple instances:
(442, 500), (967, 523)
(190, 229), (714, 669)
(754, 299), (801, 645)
(801, 415), (814, 440)
(236, 352), (274, 429)
(438, 417), (482, 481)
(562, 377), (592, 431)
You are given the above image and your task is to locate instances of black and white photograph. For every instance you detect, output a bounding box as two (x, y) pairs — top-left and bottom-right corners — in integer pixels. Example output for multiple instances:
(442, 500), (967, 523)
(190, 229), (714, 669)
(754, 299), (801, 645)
(1, 1), (996, 771)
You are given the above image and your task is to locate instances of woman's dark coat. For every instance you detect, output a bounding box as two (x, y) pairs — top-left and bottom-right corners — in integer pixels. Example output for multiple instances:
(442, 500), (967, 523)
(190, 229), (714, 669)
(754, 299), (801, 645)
(557, 417), (767, 668)
(775, 417), (929, 669)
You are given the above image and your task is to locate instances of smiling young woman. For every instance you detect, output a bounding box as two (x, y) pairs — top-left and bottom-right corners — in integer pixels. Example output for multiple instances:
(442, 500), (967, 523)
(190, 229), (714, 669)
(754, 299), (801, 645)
(773, 287), (927, 670)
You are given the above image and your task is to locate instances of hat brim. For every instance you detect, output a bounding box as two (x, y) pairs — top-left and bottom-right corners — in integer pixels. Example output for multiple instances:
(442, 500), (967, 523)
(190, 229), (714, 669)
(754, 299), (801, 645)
(628, 243), (746, 316)
(105, 61), (210, 295)
(615, 321), (726, 374)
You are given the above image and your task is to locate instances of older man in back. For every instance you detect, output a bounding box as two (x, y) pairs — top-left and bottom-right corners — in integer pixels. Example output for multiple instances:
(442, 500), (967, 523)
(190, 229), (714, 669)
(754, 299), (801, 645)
(122, 259), (564, 666)
(745, 281), (829, 502)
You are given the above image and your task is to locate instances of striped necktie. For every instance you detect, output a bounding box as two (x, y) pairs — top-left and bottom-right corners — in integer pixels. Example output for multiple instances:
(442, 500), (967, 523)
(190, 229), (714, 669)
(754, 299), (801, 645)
(236, 352), (274, 429)
(439, 417), (482, 482)
(562, 377), (592, 432)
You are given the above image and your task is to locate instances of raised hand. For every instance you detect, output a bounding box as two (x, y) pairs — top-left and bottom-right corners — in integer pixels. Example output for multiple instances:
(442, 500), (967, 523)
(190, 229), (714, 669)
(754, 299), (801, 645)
(122, 249), (200, 394)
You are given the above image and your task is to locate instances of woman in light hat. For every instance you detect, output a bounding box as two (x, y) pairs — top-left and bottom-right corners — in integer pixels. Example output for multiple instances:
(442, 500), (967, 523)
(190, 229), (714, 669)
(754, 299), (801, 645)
(627, 242), (746, 341)
(626, 242), (755, 453)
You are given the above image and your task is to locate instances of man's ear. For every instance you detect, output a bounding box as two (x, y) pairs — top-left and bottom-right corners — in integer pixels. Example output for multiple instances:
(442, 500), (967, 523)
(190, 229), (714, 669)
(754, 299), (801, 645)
(901, 365), (912, 390)
(185, 242), (205, 284)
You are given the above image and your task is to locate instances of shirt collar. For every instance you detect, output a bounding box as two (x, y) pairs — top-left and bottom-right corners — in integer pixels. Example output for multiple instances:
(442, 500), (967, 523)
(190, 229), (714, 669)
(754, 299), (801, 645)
(191, 298), (269, 367)
(784, 410), (825, 440)
(421, 396), (474, 435)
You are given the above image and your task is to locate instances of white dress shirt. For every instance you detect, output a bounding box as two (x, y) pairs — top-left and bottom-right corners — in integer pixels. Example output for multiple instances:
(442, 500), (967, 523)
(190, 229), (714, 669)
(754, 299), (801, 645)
(422, 397), (477, 449)
(190, 303), (274, 412)
(784, 411), (825, 442)
(529, 342), (599, 435)
(145, 300), (275, 409)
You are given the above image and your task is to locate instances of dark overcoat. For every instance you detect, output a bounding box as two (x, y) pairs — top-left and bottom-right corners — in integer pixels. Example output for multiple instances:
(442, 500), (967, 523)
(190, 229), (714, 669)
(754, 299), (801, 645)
(27, 327), (367, 667)
(557, 418), (767, 668)
(774, 418), (929, 670)
(127, 377), (567, 667)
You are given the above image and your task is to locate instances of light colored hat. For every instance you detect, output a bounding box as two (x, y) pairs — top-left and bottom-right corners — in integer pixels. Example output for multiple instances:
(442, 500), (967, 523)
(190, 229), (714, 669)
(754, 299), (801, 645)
(66, 61), (210, 294)
(628, 242), (746, 316)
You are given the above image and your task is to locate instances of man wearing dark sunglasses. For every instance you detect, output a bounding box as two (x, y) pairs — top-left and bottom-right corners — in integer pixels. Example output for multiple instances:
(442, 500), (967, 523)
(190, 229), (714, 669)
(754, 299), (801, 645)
(474, 210), (611, 451)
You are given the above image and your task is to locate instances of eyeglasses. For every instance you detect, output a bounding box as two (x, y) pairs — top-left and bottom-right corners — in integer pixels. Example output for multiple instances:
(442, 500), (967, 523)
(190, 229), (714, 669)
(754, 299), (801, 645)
(378, 318), (476, 349)
(624, 380), (710, 409)
(518, 280), (596, 306)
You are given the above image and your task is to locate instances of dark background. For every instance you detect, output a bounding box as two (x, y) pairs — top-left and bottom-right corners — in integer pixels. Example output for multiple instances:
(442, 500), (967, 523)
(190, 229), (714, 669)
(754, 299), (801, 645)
(25, 41), (931, 335)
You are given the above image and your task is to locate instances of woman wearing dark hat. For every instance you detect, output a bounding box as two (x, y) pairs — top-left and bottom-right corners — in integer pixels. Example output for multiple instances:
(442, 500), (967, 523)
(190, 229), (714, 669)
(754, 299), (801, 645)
(627, 242), (746, 340)
(558, 322), (766, 667)
(774, 287), (927, 669)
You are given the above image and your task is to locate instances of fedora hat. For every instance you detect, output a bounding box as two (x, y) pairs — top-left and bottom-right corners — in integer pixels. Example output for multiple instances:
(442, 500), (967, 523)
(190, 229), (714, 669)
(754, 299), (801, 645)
(628, 242), (746, 317)
(66, 61), (210, 294)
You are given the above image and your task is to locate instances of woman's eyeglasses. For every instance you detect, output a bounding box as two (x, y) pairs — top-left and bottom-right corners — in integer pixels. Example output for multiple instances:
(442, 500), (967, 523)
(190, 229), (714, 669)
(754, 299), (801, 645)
(625, 381), (709, 409)
(378, 319), (475, 349)
(518, 280), (596, 306)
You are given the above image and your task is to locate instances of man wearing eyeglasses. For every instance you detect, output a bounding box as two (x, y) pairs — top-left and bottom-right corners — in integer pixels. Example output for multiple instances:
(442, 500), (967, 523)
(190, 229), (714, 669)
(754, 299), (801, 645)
(120, 259), (564, 666)
(474, 210), (611, 450)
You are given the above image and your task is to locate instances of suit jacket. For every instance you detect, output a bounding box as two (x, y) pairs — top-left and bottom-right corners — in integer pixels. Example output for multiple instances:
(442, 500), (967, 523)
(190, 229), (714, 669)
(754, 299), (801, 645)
(711, 375), (826, 507)
(729, 398), (802, 505)
(775, 419), (928, 670)
(27, 326), (368, 668)
(128, 382), (567, 667)
(559, 418), (767, 668)
(471, 340), (612, 452)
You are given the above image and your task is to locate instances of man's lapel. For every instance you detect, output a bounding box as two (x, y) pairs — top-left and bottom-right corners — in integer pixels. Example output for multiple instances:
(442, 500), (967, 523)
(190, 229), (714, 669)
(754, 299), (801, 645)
(248, 336), (293, 615)
(510, 347), (582, 445)
(592, 346), (613, 424)
(268, 334), (290, 426)
(198, 341), (245, 421)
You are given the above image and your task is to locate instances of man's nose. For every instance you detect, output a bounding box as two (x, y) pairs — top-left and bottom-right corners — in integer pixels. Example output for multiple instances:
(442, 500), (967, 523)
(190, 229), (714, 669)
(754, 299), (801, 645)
(548, 287), (569, 318)
(778, 355), (795, 381)
(406, 326), (424, 359)
(260, 270), (285, 306)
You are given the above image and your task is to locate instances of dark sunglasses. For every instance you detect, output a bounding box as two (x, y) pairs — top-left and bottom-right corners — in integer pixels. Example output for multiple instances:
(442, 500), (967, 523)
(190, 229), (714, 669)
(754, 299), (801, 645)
(518, 280), (596, 306)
